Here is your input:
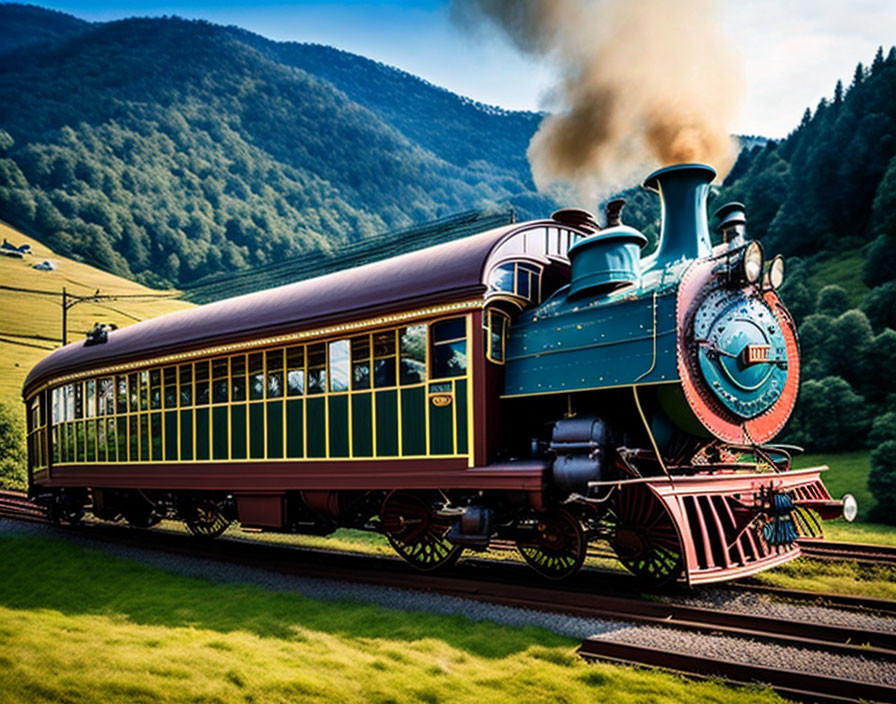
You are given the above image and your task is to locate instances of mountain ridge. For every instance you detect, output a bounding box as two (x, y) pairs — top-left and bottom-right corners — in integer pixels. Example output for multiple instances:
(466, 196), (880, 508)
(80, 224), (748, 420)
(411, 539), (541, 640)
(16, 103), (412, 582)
(0, 5), (555, 288)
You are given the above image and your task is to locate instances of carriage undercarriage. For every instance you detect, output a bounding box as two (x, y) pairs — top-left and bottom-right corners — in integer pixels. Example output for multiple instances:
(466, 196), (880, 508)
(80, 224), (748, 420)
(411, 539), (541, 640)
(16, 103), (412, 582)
(39, 458), (834, 588)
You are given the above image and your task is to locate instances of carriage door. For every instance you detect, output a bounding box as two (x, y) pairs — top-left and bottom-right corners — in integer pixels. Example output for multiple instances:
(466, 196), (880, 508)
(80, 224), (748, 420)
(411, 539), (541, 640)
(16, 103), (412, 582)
(427, 317), (469, 458)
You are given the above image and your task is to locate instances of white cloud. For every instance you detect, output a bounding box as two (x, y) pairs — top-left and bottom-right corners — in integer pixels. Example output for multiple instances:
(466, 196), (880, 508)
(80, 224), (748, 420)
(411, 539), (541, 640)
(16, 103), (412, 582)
(722, 0), (896, 136)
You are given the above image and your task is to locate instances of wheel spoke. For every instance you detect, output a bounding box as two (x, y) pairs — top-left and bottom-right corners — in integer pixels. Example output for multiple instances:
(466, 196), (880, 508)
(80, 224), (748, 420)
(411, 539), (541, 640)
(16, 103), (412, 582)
(611, 485), (683, 586)
(516, 510), (586, 581)
(185, 500), (230, 538)
(383, 492), (462, 572)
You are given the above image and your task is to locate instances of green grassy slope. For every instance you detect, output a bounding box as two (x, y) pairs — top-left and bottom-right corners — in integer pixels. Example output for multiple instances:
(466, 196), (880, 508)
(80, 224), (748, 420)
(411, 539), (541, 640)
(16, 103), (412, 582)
(0, 532), (783, 704)
(0, 221), (193, 408)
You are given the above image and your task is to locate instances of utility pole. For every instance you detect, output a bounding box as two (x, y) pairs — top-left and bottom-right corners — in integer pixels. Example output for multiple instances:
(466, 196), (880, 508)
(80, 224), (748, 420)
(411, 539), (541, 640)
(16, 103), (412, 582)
(53, 286), (173, 347)
(61, 287), (67, 346)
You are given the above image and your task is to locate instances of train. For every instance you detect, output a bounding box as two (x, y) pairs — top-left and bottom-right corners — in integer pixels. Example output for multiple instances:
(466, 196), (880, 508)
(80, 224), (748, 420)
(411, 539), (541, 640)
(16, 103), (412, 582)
(22, 162), (854, 586)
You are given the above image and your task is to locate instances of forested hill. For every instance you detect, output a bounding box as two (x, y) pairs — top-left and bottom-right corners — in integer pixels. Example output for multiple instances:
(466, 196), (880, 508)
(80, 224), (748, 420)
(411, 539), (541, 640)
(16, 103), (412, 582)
(0, 4), (556, 288)
(716, 48), (896, 280)
(0, 3), (89, 54)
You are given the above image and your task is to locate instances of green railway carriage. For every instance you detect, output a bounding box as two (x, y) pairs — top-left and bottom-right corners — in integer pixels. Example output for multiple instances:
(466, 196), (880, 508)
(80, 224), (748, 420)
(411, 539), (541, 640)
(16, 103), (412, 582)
(23, 220), (582, 535)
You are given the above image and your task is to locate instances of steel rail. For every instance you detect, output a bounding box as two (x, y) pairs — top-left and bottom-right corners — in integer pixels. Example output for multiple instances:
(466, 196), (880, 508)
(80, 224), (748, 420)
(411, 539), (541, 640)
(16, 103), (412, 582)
(798, 538), (896, 566)
(729, 581), (896, 616)
(578, 638), (896, 704)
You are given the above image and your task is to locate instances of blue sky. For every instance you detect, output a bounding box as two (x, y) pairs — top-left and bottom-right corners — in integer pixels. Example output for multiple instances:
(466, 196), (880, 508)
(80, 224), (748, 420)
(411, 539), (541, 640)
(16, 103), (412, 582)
(27, 1), (896, 138)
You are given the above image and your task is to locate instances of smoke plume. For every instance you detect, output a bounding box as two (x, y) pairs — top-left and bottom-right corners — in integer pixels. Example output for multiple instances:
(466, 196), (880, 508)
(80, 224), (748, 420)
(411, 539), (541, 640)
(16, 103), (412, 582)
(454, 0), (744, 198)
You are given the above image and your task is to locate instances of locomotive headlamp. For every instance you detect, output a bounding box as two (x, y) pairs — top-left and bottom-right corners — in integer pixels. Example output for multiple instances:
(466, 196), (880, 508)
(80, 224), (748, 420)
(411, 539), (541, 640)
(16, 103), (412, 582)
(842, 493), (858, 523)
(767, 255), (785, 290)
(742, 241), (763, 284)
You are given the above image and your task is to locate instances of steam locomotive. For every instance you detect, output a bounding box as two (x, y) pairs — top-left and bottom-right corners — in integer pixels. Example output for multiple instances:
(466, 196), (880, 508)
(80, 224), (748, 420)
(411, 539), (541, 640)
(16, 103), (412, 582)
(22, 162), (852, 586)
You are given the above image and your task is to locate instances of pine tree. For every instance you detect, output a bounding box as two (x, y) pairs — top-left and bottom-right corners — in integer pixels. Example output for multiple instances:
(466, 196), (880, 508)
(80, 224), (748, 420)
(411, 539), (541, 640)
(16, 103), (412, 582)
(851, 62), (865, 90)
(873, 46), (885, 74)
(833, 79), (843, 105)
(800, 107), (811, 127)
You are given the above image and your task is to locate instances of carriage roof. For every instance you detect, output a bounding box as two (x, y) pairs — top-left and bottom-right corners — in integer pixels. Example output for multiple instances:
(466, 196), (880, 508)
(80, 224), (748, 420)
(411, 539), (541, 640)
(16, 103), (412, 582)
(24, 220), (576, 396)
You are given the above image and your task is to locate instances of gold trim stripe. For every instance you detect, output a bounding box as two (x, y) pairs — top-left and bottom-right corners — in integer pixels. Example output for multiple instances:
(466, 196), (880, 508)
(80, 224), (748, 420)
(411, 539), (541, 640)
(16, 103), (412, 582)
(31, 299), (484, 395)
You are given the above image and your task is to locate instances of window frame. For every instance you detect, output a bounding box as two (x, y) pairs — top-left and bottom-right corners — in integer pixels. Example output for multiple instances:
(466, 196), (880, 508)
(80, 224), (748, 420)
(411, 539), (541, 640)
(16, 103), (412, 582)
(485, 259), (543, 305)
(430, 317), (468, 380)
(483, 308), (511, 365)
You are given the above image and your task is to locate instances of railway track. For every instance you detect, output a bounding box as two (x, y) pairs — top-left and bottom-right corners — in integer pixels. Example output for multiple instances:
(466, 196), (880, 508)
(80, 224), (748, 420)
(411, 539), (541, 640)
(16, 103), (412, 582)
(797, 538), (896, 566)
(2, 490), (895, 703)
(577, 638), (895, 704)
(0, 489), (48, 523)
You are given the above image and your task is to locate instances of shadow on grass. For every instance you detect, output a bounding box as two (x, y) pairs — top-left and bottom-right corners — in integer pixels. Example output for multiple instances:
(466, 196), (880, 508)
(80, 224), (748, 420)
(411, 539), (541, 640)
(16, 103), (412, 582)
(0, 533), (574, 658)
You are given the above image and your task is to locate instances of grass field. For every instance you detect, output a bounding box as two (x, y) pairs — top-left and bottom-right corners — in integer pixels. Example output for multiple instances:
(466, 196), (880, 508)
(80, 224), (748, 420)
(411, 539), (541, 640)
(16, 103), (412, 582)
(793, 450), (877, 519)
(0, 221), (193, 409)
(791, 451), (896, 546)
(754, 558), (896, 600)
(0, 533), (783, 704)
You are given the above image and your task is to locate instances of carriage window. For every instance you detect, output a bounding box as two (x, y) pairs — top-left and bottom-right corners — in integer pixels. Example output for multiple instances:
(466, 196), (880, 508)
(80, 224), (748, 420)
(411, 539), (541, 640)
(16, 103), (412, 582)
(266, 350), (284, 398)
(128, 373), (138, 412)
(307, 343), (326, 395)
(195, 362), (210, 405)
(163, 367), (177, 408)
(373, 332), (396, 388)
(139, 370), (150, 411)
(117, 376), (128, 414)
(100, 377), (115, 415)
(85, 379), (96, 418)
(286, 347), (304, 396)
(488, 264), (515, 294)
(249, 353), (264, 400)
(179, 365), (193, 407)
(431, 318), (467, 379)
(400, 325), (426, 385)
(212, 358), (229, 403)
(74, 382), (84, 419)
(487, 261), (542, 303)
(51, 388), (60, 425)
(484, 309), (510, 364)
(329, 340), (350, 393)
(351, 336), (370, 390)
(149, 369), (162, 410)
(232, 355), (247, 401)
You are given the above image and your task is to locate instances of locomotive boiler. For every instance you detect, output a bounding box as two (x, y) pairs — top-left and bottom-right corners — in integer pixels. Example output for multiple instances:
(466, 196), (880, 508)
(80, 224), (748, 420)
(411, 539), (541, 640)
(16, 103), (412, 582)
(22, 162), (852, 586)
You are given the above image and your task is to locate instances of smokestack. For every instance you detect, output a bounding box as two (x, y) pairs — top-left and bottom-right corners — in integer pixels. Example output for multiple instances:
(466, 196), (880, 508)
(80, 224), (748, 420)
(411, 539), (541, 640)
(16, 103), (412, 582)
(551, 207), (600, 233)
(713, 201), (746, 246)
(605, 198), (625, 228)
(643, 163), (716, 269)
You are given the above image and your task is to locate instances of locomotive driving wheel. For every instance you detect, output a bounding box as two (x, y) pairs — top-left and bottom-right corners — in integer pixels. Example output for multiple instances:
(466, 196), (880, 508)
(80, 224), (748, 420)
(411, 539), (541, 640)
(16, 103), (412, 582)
(184, 499), (231, 539)
(610, 484), (683, 586)
(516, 509), (586, 580)
(381, 491), (463, 571)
